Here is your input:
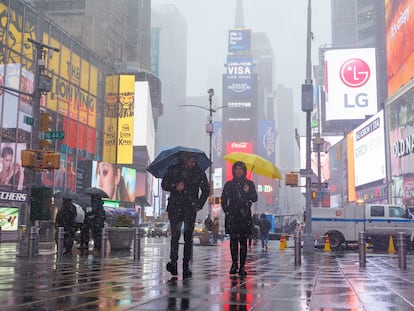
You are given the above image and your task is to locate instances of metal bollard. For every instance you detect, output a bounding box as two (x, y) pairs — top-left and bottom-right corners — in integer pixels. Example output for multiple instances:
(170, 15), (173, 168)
(294, 230), (302, 266)
(134, 227), (141, 261)
(0, 226), (2, 242)
(57, 227), (65, 257)
(397, 232), (406, 271)
(28, 226), (37, 258)
(358, 232), (366, 267)
(101, 225), (108, 257)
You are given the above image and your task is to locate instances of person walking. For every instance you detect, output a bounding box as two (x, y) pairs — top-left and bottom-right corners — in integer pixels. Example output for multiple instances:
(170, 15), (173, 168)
(221, 161), (258, 277)
(89, 194), (106, 252)
(55, 198), (77, 255)
(259, 213), (271, 251)
(161, 152), (209, 278)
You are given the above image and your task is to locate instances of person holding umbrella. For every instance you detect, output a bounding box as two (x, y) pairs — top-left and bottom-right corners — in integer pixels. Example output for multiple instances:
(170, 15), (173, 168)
(84, 188), (107, 252)
(161, 152), (209, 278)
(221, 161), (258, 277)
(55, 198), (77, 255)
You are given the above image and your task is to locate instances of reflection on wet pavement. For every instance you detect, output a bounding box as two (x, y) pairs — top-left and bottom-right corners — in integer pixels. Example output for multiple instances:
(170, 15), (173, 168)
(0, 239), (413, 310)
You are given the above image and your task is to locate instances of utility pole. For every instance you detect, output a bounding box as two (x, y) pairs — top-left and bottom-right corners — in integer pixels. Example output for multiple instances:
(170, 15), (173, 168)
(207, 89), (214, 215)
(302, 0), (314, 254)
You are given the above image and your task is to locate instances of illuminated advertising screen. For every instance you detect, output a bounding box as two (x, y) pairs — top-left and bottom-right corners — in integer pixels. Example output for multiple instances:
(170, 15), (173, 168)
(0, 207), (18, 231)
(225, 142), (253, 181)
(0, 142), (26, 190)
(226, 57), (253, 80)
(212, 121), (223, 169)
(228, 29), (251, 52)
(324, 48), (377, 121)
(352, 110), (386, 187)
(385, 0), (414, 96)
(257, 120), (275, 161)
(91, 161), (136, 203)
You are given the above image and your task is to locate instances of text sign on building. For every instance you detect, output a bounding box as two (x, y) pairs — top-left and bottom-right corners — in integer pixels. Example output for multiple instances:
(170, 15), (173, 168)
(324, 48), (378, 121)
(352, 110), (385, 187)
(228, 29), (251, 52)
(226, 57), (253, 80)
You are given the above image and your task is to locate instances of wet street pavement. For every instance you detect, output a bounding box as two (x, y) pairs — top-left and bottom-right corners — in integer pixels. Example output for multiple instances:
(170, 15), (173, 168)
(0, 238), (414, 310)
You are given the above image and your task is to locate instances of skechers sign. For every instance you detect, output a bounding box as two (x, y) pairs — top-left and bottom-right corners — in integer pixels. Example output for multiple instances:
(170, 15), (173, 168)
(0, 191), (28, 202)
(324, 48), (377, 121)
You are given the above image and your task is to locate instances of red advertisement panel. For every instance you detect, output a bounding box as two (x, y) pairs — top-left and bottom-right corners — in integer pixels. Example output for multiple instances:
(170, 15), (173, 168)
(225, 142), (252, 181)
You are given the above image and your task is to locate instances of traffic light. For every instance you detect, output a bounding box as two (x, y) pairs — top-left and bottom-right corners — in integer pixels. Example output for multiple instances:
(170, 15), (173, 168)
(208, 195), (214, 204)
(311, 191), (317, 200)
(214, 196), (222, 205)
(41, 152), (60, 169)
(21, 150), (37, 168)
(39, 111), (52, 149)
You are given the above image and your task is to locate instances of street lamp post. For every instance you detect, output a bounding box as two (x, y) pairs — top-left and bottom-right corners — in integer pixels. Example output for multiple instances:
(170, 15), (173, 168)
(207, 89), (214, 214)
(179, 88), (216, 214)
(302, 0), (314, 254)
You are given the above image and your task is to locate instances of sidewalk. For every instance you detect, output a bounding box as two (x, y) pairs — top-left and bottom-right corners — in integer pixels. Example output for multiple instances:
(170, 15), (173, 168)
(0, 239), (413, 310)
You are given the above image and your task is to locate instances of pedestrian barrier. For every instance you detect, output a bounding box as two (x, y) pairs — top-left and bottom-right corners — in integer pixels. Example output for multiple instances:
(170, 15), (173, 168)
(294, 231), (301, 266)
(388, 235), (396, 254)
(57, 227), (64, 257)
(134, 227), (141, 261)
(358, 232), (366, 267)
(323, 234), (331, 252)
(101, 226), (109, 258)
(28, 226), (37, 258)
(397, 232), (407, 271)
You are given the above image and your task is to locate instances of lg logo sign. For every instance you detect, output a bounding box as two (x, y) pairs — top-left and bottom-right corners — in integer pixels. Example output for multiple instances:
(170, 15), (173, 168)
(340, 58), (371, 88)
(339, 58), (371, 108)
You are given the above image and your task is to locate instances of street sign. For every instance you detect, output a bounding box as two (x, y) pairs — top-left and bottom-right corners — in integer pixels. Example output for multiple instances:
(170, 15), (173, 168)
(300, 169), (313, 177)
(43, 131), (65, 140)
(311, 182), (328, 189)
(24, 115), (34, 126)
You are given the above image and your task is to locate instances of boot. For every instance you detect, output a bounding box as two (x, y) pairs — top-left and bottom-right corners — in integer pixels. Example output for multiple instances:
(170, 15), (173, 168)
(166, 261), (178, 276)
(183, 261), (192, 278)
(238, 266), (247, 277)
(229, 262), (238, 274)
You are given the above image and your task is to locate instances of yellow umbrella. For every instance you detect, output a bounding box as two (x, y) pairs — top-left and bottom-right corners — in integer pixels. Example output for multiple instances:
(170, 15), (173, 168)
(223, 152), (283, 180)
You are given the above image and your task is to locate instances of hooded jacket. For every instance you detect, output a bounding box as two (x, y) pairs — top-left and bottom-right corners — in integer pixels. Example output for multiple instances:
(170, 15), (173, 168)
(221, 161), (258, 234)
(161, 157), (209, 213)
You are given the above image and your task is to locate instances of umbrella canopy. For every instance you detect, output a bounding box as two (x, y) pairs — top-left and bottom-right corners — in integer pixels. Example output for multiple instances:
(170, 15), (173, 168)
(147, 145), (212, 178)
(84, 187), (109, 198)
(223, 152), (283, 180)
(53, 191), (80, 201)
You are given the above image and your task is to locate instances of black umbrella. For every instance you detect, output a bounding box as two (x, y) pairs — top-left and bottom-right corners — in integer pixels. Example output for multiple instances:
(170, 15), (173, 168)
(53, 191), (80, 201)
(147, 146), (211, 178)
(84, 187), (109, 198)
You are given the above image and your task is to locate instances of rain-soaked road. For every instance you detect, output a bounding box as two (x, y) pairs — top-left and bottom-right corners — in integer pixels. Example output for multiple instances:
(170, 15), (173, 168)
(0, 237), (413, 310)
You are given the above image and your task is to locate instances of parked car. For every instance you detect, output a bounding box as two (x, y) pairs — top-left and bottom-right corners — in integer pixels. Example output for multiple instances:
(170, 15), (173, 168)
(152, 222), (170, 237)
(139, 223), (153, 237)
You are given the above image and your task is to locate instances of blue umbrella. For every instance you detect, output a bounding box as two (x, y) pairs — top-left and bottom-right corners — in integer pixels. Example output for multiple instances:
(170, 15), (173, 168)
(146, 146), (211, 178)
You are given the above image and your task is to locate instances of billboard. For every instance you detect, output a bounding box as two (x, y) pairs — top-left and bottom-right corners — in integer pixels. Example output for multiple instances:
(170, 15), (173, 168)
(226, 57), (253, 80)
(228, 29), (251, 52)
(385, 0), (414, 96)
(91, 161), (136, 203)
(0, 207), (18, 231)
(225, 141), (253, 182)
(324, 48), (378, 121)
(352, 110), (386, 187)
(117, 75), (134, 164)
(0, 142), (26, 190)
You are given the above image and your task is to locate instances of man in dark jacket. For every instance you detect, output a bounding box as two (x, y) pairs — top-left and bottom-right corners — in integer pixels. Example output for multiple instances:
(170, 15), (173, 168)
(161, 152), (209, 278)
(221, 161), (258, 276)
(55, 198), (77, 255)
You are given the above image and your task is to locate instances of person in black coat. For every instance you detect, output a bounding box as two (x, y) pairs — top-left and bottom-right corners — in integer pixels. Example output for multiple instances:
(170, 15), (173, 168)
(161, 152), (209, 278)
(221, 161), (258, 276)
(55, 198), (77, 255)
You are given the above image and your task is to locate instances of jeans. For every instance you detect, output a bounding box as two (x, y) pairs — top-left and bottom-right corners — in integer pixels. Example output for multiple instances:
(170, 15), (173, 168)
(168, 208), (196, 263)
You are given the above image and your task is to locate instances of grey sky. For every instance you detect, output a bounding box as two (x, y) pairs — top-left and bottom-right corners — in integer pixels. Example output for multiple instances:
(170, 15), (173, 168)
(152, 0), (331, 105)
